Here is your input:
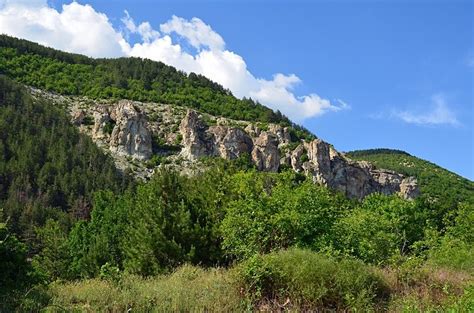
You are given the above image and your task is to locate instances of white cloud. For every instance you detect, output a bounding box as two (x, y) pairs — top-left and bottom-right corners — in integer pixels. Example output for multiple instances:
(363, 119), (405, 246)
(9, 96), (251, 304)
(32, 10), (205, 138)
(160, 15), (225, 51)
(0, 1), (347, 121)
(0, 0), (128, 57)
(392, 94), (461, 127)
(122, 10), (159, 43)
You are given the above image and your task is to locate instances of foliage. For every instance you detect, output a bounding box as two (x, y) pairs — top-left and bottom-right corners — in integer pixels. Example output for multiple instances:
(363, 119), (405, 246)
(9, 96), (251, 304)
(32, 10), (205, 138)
(0, 76), (132, 247)
(236, 248), (389, 310)
(0, 210), (47, 311)
(221, 171), (349, 259)
(347, 149), (474, 229)
(330, 194), (428, 264)
(0, 40), (472, 309)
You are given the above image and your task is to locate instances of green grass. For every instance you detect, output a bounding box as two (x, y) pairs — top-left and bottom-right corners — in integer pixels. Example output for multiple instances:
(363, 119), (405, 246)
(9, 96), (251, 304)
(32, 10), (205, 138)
(41, 248), (474, 312)
(46, 265), (244, 312)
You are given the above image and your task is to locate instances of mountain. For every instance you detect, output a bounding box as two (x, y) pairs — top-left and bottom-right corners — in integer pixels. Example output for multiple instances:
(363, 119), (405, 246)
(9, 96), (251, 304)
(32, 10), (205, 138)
(0, 35), (304, 130)
(0, 35), (418, 200)
(347, 149), (474, 205)
(347, 149), (474, 228)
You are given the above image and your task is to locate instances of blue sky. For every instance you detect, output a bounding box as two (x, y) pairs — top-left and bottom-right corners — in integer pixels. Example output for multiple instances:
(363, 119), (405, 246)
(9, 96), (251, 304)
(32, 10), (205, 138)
(1, 0), (473, 179)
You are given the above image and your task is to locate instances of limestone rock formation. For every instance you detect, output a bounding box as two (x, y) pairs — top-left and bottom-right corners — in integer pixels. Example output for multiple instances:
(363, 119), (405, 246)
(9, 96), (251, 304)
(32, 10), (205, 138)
(179, 110), (214, 160)
(291, 139), (418, 199)
(251, 132), (280, 172)
(291, 144), (305, 172)
(71, 109), (86, 126)
(108, 101), (152, 160)
(268, 124), (291, 146)
(180, 110), (253, 161)
(208, 126), (253, 160)
(92, 107), (111, 140)
(178, 110), (418, 198)
(91, 102), (152, 160)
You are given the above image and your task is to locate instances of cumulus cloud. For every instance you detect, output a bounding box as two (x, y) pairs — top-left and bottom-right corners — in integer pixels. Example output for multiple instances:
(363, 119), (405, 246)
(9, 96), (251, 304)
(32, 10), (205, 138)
(160, 15), (225, 51)
(122, 10), (159, 43)
(0, 0), (128, 57)
(392, 94), (461, 127)
(0, 0), (348, 121)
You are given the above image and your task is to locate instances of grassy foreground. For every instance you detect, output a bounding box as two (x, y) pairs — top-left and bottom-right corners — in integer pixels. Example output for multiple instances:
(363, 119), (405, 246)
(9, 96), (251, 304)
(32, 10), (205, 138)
(33, 249), (472, 312)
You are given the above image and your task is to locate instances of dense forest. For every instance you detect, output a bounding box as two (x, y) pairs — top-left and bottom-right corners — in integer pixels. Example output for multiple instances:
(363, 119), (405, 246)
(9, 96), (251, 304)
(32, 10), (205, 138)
(1, 75), (472, 311)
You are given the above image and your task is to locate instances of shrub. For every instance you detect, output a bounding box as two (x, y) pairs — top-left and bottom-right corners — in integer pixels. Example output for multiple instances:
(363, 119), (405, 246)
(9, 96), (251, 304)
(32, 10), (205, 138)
(235, 248), (389, 311)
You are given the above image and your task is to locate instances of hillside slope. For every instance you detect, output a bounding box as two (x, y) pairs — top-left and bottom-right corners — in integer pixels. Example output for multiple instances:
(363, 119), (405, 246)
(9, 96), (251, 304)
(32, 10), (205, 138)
(0, 76), (131, 242)
(0, 34), (310, 139)
(347, 149), (474, 211)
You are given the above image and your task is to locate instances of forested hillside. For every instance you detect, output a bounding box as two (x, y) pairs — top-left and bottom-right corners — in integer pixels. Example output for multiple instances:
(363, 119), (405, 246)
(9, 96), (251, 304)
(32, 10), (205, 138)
(0, 35), (306, 132)
(0, 76), (132, 246)
(347, 149), (474, 226)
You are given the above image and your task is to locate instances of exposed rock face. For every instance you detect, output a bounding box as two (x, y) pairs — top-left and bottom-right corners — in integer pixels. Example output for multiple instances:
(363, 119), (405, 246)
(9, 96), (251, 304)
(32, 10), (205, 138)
(244, 124), (261, 137)
(292, 139), (418, 199)
(269, 124), (291, 145)
(400, 177), (420, 199)
(251, 132), (280, 172)
(179, 110), (211, 160)
(180, 110), (253, 161)
(91, 101), (152, 160)
(30, 87), (419, 195)
(178, 110), (418, 198)
(208, 126), (253, 160)
(71, 109), (86, 125)
(92, 107), (111, 140)
(109, 101), (152, 160)
(291, 144), (305, 172)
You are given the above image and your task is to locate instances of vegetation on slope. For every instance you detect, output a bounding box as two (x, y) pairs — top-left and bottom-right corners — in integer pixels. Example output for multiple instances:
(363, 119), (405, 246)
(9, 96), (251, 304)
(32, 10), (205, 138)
(0, 35), (310, 139)
(347, 148), (474, 230)
(0, 76), (132, 249)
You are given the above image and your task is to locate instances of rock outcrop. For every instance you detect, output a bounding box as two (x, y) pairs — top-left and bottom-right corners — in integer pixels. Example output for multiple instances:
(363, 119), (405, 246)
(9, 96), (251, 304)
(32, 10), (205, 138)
(180, 110), (253, 161)
(178, 110), (418, 199)
(293, 139), (418, 199)
(92, 107), (111, 140)
(92, 101), (152, 160)
(251, 132), (280, 172)
(208, 126), (253, 160)
(179, 110), (215, 160)
(109, 101), (152, 160)
(71, 109), (86, 126)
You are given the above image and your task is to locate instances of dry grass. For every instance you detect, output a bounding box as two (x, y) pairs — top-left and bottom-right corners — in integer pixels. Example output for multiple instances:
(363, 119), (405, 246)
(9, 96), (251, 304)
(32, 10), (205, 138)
(46, 265), (245, 312)
(380, 265), (474, 312)
(44, 256), (474, 312)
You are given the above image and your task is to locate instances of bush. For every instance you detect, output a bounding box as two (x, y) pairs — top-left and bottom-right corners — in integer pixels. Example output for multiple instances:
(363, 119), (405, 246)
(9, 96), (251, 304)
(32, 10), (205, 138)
(235, 248), (389, 311)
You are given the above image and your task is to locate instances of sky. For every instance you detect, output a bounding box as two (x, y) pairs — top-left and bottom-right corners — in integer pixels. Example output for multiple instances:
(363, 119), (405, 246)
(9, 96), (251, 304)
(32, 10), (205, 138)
(0, 0), (473, 179)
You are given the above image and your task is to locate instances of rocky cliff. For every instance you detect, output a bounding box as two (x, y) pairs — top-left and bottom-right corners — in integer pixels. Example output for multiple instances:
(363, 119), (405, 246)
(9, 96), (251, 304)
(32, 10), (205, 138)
(30, 88), (418, 199)
(178, 110), (418, 199)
